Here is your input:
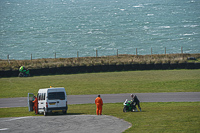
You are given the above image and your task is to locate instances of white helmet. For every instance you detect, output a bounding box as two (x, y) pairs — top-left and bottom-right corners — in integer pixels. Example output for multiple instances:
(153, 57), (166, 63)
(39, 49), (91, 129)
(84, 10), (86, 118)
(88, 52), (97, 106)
(130, 94), (134, 98)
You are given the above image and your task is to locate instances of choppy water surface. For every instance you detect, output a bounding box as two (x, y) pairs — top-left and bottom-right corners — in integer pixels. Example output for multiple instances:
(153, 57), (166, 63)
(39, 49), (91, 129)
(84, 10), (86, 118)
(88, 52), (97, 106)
(0, 0), (200, 60)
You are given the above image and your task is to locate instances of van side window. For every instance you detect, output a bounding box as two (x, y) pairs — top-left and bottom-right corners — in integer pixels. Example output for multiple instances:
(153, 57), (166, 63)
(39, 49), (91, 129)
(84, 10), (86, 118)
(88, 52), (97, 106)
(44, 93), (46, 100)
(38, 93), (41, 101)
(39, 93), (45, 100)
(41, 93), (44, 100)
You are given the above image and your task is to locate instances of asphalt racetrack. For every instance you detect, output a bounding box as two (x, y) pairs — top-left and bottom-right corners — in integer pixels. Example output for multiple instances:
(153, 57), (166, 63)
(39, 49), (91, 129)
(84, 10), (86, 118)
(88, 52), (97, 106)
(1, 92), (200, 108)
(0, 92), (200, 133)
(0, 115), (131, 133)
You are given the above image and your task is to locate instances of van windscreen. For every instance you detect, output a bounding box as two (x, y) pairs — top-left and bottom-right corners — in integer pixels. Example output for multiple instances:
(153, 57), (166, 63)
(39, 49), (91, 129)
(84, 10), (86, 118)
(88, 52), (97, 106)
(48, 92), (65, 100)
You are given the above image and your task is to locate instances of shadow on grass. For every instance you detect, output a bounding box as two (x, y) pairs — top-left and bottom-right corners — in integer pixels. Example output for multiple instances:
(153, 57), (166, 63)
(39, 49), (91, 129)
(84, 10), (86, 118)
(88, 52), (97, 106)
(66, 113), (85, 115)
(133, 110), (146, 112)
(45, 112), (85, 116)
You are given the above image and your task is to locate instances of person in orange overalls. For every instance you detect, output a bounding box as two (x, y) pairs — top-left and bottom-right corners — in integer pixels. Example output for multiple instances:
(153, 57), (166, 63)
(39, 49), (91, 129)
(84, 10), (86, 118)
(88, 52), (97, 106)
(95, 95), (103, 115)
(32, 96), (38, 114)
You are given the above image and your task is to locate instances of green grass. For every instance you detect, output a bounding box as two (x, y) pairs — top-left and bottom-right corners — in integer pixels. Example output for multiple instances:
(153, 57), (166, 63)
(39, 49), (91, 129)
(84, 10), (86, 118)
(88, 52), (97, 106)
(0, 69), (200, 98)
(1, 69), (199, 132)
(0, 102), (199, 133)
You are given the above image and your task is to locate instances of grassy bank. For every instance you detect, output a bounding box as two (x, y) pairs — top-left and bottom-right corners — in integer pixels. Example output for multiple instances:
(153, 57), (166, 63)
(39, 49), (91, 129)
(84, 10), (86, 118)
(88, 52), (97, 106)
(1, 53), (200, 71)
(1, 68), (199, 132)
(0, 69), (199, 98)
(0, 102), (199, 133)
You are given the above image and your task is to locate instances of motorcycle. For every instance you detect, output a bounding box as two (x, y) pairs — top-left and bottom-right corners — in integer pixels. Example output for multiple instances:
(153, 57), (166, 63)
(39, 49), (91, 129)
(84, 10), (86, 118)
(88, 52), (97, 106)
(123, 99), (137, 112)
(18, 67), (30, 77)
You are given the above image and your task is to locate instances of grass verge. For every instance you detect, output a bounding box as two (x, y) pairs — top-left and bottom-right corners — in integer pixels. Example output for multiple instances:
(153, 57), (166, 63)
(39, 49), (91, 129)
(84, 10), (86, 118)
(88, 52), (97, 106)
(0, 102), (199, 133)
(1, 54), (200, 71)
(0, 69), (200, 98)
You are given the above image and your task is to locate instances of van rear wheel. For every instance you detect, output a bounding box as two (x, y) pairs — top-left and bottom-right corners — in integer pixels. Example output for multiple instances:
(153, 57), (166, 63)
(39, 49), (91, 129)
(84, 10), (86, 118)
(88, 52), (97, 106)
(44, 110), (47, 116)
(62, 110), (66, 115)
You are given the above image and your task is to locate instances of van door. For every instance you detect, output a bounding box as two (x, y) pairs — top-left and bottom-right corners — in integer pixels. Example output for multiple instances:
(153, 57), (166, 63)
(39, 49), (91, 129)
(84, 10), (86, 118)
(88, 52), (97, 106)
(56, 92), (66, 108)
(28, 93), (34, 112)
(48, 91), (58, 109)
(47, 90), (66, 109)
(38, 93), (46, 112)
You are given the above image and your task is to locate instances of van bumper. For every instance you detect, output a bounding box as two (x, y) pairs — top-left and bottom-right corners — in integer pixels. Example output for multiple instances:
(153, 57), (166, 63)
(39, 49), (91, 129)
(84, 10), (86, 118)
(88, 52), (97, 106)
(47, 106), (68, 112)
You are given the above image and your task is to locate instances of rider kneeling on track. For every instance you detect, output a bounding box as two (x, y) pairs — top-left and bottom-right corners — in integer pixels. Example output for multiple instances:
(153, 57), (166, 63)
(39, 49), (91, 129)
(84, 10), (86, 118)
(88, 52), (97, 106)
(130, 94), (141, 112)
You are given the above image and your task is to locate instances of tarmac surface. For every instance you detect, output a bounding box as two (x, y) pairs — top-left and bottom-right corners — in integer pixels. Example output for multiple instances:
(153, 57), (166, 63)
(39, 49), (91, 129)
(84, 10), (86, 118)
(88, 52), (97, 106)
(0, 92), (200, 108)
(0, 92), (200, 133)
(0, 115), (131, 133)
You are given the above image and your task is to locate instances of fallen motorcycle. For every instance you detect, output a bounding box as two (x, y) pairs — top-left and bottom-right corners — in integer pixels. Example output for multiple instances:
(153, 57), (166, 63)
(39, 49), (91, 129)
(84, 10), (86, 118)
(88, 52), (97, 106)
(18, 66), (30, 77)
(123, 99), (137, 112)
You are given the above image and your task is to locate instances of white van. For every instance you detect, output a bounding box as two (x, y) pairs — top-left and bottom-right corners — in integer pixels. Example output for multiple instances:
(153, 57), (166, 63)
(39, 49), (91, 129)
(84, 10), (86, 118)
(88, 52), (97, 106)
(28, 87), (68, 116)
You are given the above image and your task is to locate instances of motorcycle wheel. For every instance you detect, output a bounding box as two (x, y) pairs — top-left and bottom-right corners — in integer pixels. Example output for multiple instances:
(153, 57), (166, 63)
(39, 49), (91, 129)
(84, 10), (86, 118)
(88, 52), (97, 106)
(123, 106), (127, 112)
(18, 73), (24, 77)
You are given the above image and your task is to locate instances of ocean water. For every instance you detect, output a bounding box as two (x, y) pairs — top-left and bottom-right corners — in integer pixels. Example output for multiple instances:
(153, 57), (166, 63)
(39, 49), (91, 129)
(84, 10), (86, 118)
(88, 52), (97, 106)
(0, 0), (200, 60)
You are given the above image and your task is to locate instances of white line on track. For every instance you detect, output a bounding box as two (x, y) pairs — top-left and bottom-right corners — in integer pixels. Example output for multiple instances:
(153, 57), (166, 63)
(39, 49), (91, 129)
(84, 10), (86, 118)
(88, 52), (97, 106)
(0, 116), (32, 122)
(0, 128), (9, 131)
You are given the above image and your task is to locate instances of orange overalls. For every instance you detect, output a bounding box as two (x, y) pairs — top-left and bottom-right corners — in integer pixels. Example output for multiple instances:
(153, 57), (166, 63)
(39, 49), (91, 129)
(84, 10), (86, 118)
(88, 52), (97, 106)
(95, 97), (103, 115)
(33, 97), (38, 114)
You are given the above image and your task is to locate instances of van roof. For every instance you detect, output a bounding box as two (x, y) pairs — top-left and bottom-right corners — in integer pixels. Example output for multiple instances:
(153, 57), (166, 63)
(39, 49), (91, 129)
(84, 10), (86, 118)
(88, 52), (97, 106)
(38, 87), (65, 91)
(41, 87), (64, 89)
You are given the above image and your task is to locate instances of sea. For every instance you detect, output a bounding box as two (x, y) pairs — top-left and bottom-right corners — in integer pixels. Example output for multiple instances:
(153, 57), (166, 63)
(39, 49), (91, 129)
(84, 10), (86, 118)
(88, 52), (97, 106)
(0, 0), (200, 60)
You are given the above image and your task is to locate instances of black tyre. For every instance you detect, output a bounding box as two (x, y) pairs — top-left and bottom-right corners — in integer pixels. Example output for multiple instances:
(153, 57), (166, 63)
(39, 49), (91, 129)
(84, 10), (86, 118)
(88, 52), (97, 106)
(63, 110), (67, 114)
(123, 106), (127, 112)
(132, 106), (137, 112)
(18, 73), (24, 77)
(44, 109), (47, 116)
